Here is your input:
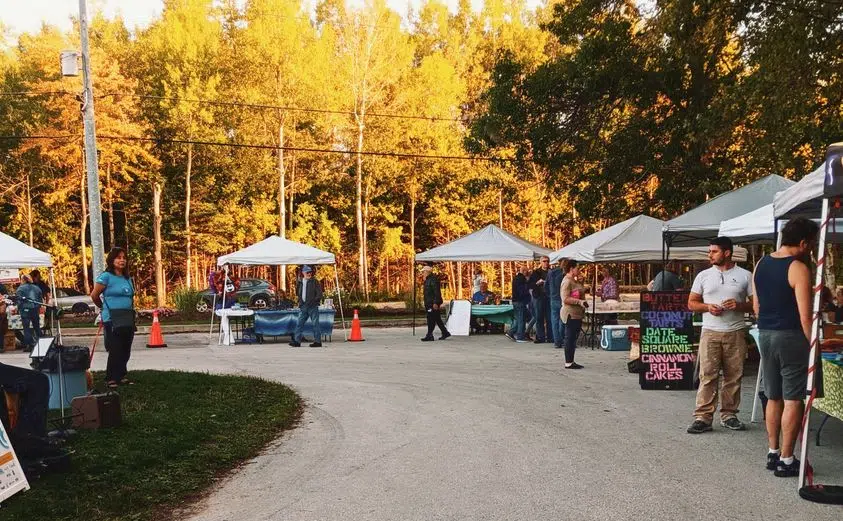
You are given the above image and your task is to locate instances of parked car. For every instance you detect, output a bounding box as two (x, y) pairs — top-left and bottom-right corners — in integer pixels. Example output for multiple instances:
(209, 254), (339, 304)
(54, 287), (96, 314)
(196, 278), (276, 312)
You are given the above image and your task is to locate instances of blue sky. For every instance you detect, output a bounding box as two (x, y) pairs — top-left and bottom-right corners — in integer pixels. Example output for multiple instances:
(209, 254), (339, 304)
(1, 0), (546, 39)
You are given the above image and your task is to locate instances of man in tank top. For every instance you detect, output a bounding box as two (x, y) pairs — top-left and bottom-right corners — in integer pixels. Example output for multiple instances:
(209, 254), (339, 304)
(752, 217), (818, 478)
(686, 237), (753, 434)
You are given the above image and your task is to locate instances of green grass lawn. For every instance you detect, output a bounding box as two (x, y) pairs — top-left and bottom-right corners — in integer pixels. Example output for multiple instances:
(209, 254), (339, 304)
(1, 370), (302, 521)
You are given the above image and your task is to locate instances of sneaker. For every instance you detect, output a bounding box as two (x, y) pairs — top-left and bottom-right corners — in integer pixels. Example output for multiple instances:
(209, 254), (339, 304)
(421, 336), (435, 342)
(440, 331), (451, 340)
(554, 344), (563, 349)
(288, 342), (301, 347)
(721, 417), (746, 431)
(766, 452), (780, 471)
(534, 339), (545, 344)
(505, 332), (515, 341)
(564, 362), (584, 369)
(309, 342), (323, 348)
(687, 420), (713, 434)
(774, 457), (800, 478)
(516, 339), (528, 343)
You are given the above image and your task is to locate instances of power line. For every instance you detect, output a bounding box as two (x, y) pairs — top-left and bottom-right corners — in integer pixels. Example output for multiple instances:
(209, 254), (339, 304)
(98, 92), (465, 123)
(0, 134), (526, 163)
(1, 90), (467, 123)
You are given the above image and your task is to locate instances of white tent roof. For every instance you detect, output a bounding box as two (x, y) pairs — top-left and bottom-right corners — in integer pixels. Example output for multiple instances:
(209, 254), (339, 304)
(718, 204), (776, 244)
(773, 164), (824, 219)
(415, 224), (551, 262)
(550, 215), (747, 263)
(0, 232), (52, 268)
(217, 235), (335, 266)
(664, 174), (795, 245)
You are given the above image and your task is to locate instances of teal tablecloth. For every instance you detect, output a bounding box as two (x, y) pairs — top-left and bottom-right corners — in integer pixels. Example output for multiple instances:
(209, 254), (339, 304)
(471, 304), (514, 325)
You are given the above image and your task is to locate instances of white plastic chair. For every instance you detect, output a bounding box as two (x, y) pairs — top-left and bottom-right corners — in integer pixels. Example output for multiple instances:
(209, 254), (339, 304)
(748, 327), (763, 423)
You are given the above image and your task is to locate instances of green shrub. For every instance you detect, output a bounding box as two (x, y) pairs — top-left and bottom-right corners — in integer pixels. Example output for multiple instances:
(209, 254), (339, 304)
(172, 287), (203, 313)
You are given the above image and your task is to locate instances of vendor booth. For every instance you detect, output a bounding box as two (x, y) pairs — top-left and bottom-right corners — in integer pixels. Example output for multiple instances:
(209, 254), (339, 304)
(213, 236), (345, 345)
(772, 153), (843, 498)
(0, 233), (59, 346)
(414, 224), (552, 336)
(549, 215), (747, 349)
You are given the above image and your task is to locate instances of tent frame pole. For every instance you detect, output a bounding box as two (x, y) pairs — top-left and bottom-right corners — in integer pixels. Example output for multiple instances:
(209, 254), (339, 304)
(412, 258), (416, 336)
(334, 267), (347, 341)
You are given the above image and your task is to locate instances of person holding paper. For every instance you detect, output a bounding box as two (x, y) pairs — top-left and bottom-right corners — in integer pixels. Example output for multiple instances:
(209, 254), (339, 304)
(686, 237), (753, 434)
(560, 259), (588, 369)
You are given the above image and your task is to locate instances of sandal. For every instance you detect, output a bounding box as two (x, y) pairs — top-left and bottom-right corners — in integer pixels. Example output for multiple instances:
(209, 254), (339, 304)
(120, 379), (135, 386)
(106, 381), (119, 389)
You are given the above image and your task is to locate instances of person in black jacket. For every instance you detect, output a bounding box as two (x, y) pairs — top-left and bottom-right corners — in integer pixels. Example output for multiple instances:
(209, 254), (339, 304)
(528, 256), (553, 343)
(509, 263), (531, 342)
(289, 265), (324, 347)
(421, 265), (450, 341)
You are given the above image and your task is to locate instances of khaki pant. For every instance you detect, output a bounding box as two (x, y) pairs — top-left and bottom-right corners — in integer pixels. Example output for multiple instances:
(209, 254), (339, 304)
(694, 329), (748, 423)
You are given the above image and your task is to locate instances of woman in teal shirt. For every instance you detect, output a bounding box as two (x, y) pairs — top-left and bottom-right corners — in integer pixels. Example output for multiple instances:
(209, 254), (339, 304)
(90, 248), (135, 389)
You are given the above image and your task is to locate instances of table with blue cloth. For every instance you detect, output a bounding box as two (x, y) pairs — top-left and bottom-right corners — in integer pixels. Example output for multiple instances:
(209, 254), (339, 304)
(254, 308), (336, 342)
(470, 304), (514, 325)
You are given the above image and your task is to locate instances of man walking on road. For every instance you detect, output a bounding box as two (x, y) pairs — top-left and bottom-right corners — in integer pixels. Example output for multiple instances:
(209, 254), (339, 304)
(686, 237), (753, 434)
(528, 256), (552, 344)
(753, 218), (818, 477)
(421, 266), (450, 342)
(289, 266), (324, 348)
(547, 259), (565, 348)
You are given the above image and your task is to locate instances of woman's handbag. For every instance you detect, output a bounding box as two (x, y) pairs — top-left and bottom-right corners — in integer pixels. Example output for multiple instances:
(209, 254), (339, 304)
(103, 278), (136, 330)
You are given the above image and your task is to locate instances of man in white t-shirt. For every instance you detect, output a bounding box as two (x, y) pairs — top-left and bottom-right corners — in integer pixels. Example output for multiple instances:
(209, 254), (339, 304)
(686, 237), (754, 434)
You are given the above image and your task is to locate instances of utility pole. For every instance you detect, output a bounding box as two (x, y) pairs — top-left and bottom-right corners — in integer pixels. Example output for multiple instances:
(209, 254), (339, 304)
(79, 0), (106, 279)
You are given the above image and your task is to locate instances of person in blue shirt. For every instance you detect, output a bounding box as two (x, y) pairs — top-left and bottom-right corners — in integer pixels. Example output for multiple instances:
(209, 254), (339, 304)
(472, 281), (494, 305)
(15, 274), (43, 350)
(91, 247), (136, 389)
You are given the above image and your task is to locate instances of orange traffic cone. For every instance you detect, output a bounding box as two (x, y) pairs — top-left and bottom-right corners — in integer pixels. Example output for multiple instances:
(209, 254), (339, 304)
(348, 309), (365, 342)
(146, 309), (168, 348)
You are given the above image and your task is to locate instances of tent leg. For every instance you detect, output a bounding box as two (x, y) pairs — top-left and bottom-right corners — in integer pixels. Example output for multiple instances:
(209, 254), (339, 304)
(335, 268), (347, 341)
(209, 292), (217, 344)
(412, 261), (416, 336)
(592, 265), (598, 350)
(49, 268), (62, 344)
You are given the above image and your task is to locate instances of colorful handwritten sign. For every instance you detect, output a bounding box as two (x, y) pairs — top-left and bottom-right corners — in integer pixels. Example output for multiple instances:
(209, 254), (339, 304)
(0, 421), (29, 504)
(639, 291), (696, 390)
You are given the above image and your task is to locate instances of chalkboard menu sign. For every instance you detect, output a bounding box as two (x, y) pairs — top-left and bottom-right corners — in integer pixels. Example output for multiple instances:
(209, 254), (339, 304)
(639, 291), (696, 390)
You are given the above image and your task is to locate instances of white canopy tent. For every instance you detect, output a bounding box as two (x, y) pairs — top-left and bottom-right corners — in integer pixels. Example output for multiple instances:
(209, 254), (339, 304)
(774, 164), (824, 219)
(718, 204), (777, 245)
(414, 224), (550, 336)
(719, 200), (843, 245)
(664, 174), (795, 247)
(0, 231), (61, 343)
(550, 215), (748, 263)
(217, 235), (336, 266)
(0, 232), (53, 268)
(214, 236), (345, 341)
(415, 224), (551, 262)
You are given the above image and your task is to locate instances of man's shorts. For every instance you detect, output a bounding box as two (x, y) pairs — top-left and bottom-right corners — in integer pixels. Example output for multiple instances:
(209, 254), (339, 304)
(758, 329), (809, 401)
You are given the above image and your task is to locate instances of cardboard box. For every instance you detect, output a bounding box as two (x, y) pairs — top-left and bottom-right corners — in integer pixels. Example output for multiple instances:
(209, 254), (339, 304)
(3, 332), (16, 352)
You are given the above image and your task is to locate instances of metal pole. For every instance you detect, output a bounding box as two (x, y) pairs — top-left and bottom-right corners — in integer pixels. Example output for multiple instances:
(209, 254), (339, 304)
(79, 0), (105, 280)
(334, 268), (347, 341)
